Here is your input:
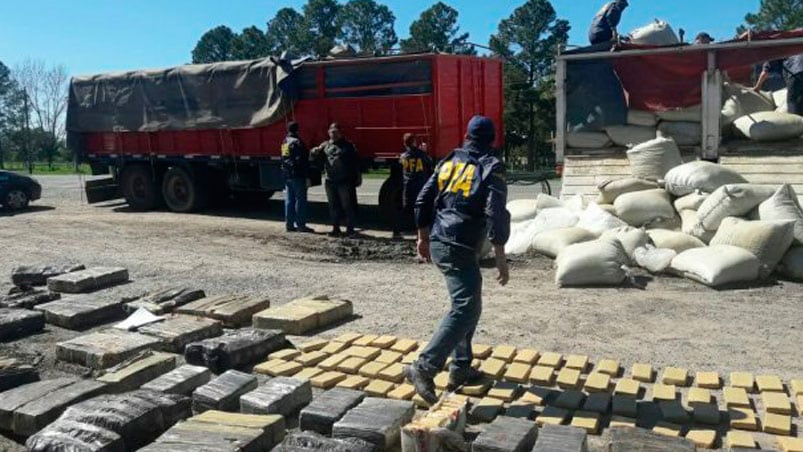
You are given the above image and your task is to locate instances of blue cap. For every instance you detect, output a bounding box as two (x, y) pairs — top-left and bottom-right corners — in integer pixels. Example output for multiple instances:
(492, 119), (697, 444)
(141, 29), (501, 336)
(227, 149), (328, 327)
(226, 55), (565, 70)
(466, 115), (496, 144)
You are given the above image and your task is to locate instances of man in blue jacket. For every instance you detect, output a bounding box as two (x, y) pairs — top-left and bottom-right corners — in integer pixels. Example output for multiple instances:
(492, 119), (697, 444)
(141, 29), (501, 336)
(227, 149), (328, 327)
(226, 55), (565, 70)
(405, 116), (511, 405)
(394, 133), (434, 239)
(589, 0), (629, 45)
(281, 122), (314, 233)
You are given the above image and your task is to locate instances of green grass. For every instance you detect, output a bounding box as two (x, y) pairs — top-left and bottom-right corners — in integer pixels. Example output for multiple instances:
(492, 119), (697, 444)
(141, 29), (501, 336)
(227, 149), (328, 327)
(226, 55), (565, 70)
(2, 162), (90, 175)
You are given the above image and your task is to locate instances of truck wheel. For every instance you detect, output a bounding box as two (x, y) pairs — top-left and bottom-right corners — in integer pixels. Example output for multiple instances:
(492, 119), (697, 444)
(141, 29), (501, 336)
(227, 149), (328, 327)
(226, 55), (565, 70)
(4, 189), (29, 211)
(121, 164), (161, 211)
(162, 166), (207, 213)
(379, 176), (407, 229)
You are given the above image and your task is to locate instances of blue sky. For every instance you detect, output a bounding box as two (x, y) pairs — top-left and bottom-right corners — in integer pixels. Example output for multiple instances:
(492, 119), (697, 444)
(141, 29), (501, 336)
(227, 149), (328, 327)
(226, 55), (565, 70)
(1, 0), (761, 76)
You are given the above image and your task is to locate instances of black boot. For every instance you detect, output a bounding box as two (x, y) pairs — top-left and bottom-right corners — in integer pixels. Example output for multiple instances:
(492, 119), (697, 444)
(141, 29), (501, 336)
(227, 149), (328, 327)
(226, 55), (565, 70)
(404, 362), (438, 406)
(447, 367), (485, 392)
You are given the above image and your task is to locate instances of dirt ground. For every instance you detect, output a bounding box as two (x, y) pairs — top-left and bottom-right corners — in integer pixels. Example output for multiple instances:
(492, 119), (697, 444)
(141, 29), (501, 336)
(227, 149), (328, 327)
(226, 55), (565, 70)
(1, 175), (800, 385)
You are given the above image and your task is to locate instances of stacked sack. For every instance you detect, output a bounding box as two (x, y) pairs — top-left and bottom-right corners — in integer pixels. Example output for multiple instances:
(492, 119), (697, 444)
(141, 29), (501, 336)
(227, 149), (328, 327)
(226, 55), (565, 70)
(723, 82), (803, 142)
(507, 135), (803, 288)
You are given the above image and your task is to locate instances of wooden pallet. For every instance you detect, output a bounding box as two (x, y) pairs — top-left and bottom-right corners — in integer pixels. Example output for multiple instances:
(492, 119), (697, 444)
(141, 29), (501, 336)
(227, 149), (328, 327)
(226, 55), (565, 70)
(720, 141), (803, 204)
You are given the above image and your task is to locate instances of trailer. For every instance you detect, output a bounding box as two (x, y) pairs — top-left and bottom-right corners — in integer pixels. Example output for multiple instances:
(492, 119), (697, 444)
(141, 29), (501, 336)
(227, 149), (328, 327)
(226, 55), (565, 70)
(554, 32), (803, 203)
(68, 54), (504, 223)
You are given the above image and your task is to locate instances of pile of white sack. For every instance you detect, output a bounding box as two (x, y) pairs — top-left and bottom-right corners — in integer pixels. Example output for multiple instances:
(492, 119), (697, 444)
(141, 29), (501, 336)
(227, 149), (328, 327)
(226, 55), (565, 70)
(568, 83), (803, 150)
(506, 136), (803, 288)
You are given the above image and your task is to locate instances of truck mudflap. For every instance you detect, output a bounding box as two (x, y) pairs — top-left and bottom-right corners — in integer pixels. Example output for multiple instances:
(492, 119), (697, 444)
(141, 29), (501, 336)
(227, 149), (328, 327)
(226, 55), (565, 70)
(85, 178), (121, 204)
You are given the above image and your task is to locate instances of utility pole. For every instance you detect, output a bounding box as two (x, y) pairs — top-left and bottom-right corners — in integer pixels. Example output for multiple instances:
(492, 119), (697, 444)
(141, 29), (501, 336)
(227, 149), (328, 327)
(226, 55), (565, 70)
(23, 88), (31, 174)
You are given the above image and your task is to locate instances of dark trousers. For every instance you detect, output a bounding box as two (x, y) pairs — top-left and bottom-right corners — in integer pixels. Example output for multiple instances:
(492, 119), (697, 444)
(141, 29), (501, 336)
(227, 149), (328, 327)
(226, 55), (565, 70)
(325, 182), (357, 232)
(284, 178), (308, 229)
(788, 75), (803, 115)
(417, 240), (483, 377)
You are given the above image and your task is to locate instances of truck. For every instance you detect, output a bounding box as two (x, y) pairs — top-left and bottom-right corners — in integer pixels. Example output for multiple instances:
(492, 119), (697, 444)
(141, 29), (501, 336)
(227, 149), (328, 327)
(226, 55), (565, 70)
(554, 32), (803, 203)
(68, 53), (504, 225)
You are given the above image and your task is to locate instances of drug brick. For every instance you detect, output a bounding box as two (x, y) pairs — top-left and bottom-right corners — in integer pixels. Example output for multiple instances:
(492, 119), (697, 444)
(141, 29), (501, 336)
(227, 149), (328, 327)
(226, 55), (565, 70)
(295, 351), (329, 367)
(662, 367), (689, 386)
(473, 344), (492, 359)
(492, 345), (517, 362)
(337, 376), (370, 390)
(56, 329), (162, 370)
(762, 412), (792, 435)
(564, 354), (589, 371)
(778, 437), (803, 452)
(488, 381), (520, 402)
(514, 349), (539, 365)
(536, 406), (568, 426)
(659, 400), (691, 424)
(614, 378), (640, 397)
(320, 341), (349, 355)
(652, 421), (682, 438)
(610, 427), (695, 452)
(756, 375), (784, 393)
(798, 395), (803, 415)
(239, 377), (312, 416)
(297, 338), (328, 353)
(724, 386), (751, 408)
(612, 395), (638, 417)
(471, 397), (504, 423)
(192, 370), (258, 413)
(695, 371), (720, 389)
(504, 363), (531, 383)
(473, 416), (538, 452)
(375, 350), (402, 364)
(434, 372), (450, 390)
(353, 335), (378, 347)
(651, 384), (677, 401)
(332, 398), (415, 450)
(556, 368), (581, 389)
(691, 403), (720, 425)
(310, 372), (347, 389)
(685, 429), (716, 449)
(378, 363), (405, 383)
(0, 309), (45, 340)
(252, 296), (352, 334)
(728, 407), (758, 431)
(459, 376), (493, 397)
(730, 372), (755, 392)
(480, 358), (507, 379)
(790, 379), (803, 397)
(336, 357), (368, 374)
(584, 372), (611, 393)
(687, 387), (712, 404)
(270, 349), (301, 361)
(533, 424), (587, 452)
(346, 346), (381, 360)
(582, 392), (611, 414)
(141, 364), (212, 395)
(505, 401), (536, 420)
(371, 335), (397, 349)
(762, 391), (793, 414)
(519, 386), (556, 406)
(46, 267), (128, 294)
(726, 431), (756, 449)
(177, 294), (270, 328)
(609, 416), (636, 428)
(138, 314), (223, 353)
(358, 361), (389, 378)
(595, 359), (620, 376)
(254, 359), (303, 377)
(631, 363), (654, 383)
(538, 352), (563, 369)
(319, 353), (350, 371)
(530, 366), (555, 386)
(96, 352), (177, 393)
(388, 384), (416, 401)
(553, 390), (585, 410)
(401, 351), (418, 365)
(299, 388), (365, 435)
(293, 367), (324, 381)
(570, 411), (600, 434)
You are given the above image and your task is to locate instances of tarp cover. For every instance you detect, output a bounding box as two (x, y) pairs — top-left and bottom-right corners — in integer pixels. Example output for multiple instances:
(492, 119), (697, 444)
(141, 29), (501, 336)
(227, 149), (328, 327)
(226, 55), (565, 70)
(565, 30), (803, 111)
(67, 57), (298, 133)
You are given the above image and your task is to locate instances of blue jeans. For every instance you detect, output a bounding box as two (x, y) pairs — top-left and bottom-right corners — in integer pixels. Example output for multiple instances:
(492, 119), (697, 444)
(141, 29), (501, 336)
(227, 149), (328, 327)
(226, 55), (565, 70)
(417, 240), (483, 377)
(285, 178), (308, 229)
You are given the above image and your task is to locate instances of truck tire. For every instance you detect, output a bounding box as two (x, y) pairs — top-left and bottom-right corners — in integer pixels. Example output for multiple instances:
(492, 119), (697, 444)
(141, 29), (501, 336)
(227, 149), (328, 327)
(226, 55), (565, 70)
(4, 189), (29, 211)
(121, 164), (161, 211)
(379, 176), (408, 229)
(162, 166), (207, 213)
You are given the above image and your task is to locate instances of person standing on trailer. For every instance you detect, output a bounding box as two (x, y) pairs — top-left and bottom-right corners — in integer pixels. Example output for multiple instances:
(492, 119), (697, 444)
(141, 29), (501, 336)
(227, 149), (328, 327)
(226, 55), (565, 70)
(312, 123), (361, 238)
(588, 0), (629, 45)
(394, 133), (434, 239)
(282, 122), (314, 233)
(755, 55), (803, 114)
(404, 116), (511, 405)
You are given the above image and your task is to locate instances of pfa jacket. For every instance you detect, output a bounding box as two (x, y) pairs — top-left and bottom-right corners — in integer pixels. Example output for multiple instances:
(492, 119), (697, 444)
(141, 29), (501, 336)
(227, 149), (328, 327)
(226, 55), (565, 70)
(281, 134), (310, 179)
(400, 146), (434, 205)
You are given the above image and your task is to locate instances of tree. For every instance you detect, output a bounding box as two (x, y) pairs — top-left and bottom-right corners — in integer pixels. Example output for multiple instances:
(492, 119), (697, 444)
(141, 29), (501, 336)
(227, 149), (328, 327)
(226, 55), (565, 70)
(740, 0), (803, 33)
(0, 61), (25, 169)
(302, 0), (342, 58)
(192, 25), (237, 63)
(13, 59), (69, 169)
(266, 8), (309, 56)
(232, 26), (270, 60)
(400, 2), (473, 54)
(338, 0), (397, 54)
(490, 0), (569, 170)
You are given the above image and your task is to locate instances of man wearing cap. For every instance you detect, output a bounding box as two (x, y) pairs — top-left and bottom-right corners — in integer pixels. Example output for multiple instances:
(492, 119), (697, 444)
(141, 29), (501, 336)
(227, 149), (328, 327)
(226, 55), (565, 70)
(694, 32), (714, 45)
(588, 0), (629, 45)
(394, 133), (434, 239)
(755, 55), (803, 114)
(311, 123), (361, 237)
(405, 115), (511, 405)
(281, 122), (314, 233)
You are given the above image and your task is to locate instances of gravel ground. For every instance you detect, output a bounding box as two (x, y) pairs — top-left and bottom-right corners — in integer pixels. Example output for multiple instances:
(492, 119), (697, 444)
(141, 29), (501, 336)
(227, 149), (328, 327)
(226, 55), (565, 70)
(1, 175), (800, 381)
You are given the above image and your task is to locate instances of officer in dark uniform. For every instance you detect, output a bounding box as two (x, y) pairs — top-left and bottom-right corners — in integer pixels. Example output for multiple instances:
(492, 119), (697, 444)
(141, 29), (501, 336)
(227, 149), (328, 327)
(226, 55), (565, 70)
(394, 133), (434, 239)
(311, 123), (361, 237)
(588, 0), (629, 45)
(756, 55), (803, 114)
(405, 115), (511, 405)
(282, 122), (314, 233)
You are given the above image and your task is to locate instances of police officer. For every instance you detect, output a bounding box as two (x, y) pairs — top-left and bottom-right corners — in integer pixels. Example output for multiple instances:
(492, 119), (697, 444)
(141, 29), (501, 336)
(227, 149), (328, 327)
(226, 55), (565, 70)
(405, 116), (511, 405)
(755, 55), (803, 114)
(311, 123), (361, 237)
(394, 133), (434, 239)
(282, 122), (314, 233)
(588, 0), (629, 45)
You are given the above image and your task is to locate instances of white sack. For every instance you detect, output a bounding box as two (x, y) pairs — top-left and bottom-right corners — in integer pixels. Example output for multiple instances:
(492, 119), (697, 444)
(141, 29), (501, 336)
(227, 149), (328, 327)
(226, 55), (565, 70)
(696, 184), (777, 231)
(773, 89), (788, 113)
(567, 132), (612, 149)
(505, 208), (580, 255)
(597, 178), (660, 204)
(531, 227), (597, 259)
(564, 194), (587, 213)
(555, 237), (629, 287)
(721, 84), (775, 126)
(657, 105), (702, 123)
(679, 209), (715, 244)
(605, 125), (657, 147)
(536, 193), (564, 211)
(601, 226), (651, 263)
(614, 189), (676, 227)
(627, 110), (658, 127)
(674, 191), (708, 211)
(634, 246), (677, 274)
(670, 245), (761, 287)
(507, 199), (539, 223)
(734, 111), (803, 142)
(710, 217), (796, 278)
(629, 20), (679, 46)
(664, 161), (748, 196)
(757, 184), (803, 244)
(576, 202), (629, 236)
(626, 137), (683, 181)
(505, 220), (538, 256)
(779, 246), (803, 281)
(647, 229), (706, 253)
(598, 204), (618, 216)
(657, 121), (702, 146)
(648, 214), (683, 231)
